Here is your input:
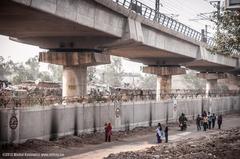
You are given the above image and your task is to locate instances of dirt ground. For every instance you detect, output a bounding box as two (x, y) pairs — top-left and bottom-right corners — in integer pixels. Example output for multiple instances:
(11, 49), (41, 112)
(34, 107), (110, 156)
(1, 114), (240, 159)
(105, 127), (240, 159)
(0, 126), (158, 158)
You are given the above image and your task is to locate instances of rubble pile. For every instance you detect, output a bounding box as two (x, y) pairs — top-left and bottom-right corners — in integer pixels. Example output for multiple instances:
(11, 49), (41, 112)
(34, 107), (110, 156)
(105, 127), (240, 159)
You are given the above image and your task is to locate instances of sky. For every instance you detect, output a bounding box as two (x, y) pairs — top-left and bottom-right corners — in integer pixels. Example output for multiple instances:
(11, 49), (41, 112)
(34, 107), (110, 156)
(141, 0), (218, 35)
(0, 0), (217, 73)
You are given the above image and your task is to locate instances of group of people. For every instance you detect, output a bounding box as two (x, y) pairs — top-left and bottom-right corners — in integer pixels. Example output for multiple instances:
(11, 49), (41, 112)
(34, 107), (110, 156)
(104, 111), (223, 144)
(156, 123), (168, 143)
(104, 122), (112, 142)
(196, 111), (223, 131)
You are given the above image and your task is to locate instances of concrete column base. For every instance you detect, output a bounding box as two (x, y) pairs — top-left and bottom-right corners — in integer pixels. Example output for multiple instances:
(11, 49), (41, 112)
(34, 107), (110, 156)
(39, 51), (110, 97)
(206, 79), (218, 97)
(218, 74), (240, 90)
(143, 66), (186, 101)
(197, 73), (227, 97)
(156, 75), (172, 101)
(63, 66), (87, 97)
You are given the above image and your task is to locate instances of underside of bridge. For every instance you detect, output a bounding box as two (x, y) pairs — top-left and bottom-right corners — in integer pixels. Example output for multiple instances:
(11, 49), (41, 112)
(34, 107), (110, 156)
(0, 0), (193, 65)
(185, 60), (235, 73)
(0, 0), (116, 97)
(0, 0), (239, 98)
(110, 44), (194, 66)
(0, 0), (119, 50)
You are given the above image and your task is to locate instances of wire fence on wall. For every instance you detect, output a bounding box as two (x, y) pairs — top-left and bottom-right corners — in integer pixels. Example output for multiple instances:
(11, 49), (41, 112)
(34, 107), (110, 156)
(0, 89), (239, 108)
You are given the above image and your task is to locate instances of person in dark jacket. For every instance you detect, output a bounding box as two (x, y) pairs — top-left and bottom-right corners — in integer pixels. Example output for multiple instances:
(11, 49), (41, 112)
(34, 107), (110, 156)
(179, 113), (187, 131)
(104, 122), (108, 142)
(196, 114), (202, 131)
(202, 110), (207, 117)
(164, 126), (168, 143)
(217, 115), (223, 129)
(212, 113), (216, 129)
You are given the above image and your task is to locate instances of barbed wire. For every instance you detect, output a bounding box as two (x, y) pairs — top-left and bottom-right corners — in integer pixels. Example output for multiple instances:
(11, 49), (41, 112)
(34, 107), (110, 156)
(0, 89), (239, 108)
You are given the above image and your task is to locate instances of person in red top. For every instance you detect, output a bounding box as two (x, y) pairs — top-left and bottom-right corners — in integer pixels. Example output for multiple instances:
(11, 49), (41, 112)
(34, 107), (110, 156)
(106, 123), (112, 142)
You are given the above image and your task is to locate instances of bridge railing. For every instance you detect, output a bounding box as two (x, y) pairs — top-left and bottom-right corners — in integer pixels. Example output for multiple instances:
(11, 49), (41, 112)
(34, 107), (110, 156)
(112, 0), (215, 46)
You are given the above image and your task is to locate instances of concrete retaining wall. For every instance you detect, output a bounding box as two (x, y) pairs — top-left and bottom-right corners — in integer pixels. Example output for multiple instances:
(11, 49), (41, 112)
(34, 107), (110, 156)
(0, 96), (239, 144)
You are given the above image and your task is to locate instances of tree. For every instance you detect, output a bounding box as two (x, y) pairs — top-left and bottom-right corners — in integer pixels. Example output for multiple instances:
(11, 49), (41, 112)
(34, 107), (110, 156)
(12, 63), (30, 84)
(6, 56), (51, 84)
(209, 9), (240, 56)
(24, 55), (41, 80)
(139, 74), (157, 90)
(0, 56), (15, 80)
(183, 71), (205, 90)
(102, 56), (124, 87)
(11, 56), (53, 84)
(39, 71), (52, 81)
(0, 56), (63, 84)
(87, 66), (97, 84)
(48, 64), (62, 82)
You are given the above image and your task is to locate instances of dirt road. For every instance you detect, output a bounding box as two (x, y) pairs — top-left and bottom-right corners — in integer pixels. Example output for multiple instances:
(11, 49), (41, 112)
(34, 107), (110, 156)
(63, 114), (240, 159)
(1, 114), (240, 159)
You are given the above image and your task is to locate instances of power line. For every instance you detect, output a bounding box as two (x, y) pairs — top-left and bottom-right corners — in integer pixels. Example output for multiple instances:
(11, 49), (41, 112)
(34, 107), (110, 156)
(166, 0), (200, 15)
(139, 0), (214, 32)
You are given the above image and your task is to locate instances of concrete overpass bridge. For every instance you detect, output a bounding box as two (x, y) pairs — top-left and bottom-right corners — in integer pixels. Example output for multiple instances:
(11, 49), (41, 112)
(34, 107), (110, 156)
(0, 0), (239, 99)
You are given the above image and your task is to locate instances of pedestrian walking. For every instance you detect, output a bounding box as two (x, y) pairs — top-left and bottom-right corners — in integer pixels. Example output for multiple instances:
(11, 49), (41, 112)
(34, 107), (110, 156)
(156, 123), (163, 143)
(202, 110), (207, 117)
(203, 116), (208, 131)
(207, 112), (212, 129)
(212, 113), (216, 129)
(164, 126), (168, 143)
(200, 115), (204, 129)
(106, 123), (112, 142)
(217, 115), (223, 129)
(196, 114), (201, 131)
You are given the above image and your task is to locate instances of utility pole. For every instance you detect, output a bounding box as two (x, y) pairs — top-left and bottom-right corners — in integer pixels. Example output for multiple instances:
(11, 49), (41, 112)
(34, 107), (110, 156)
(209, 1), (220, 17)
(200, 24), (210, 43)
(189, 1), (221, 42)
(209, 0), (221, 33)
(155, 0), (160, 22)
(155, 0), (160, 13)
(205, 24), (208, 38)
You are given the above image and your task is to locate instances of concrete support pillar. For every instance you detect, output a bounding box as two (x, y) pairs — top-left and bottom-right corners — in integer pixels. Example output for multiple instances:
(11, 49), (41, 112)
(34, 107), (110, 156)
(156, 76), (161, 101)
(218, 74), (240, 90)
(63, 66), (87, 97)
(197, 73), (226, 97)
(206, 79), (217, 97)
(143, 66), (185, 101)
(39, 51), (110, 97)
(156, 75), (172, 101)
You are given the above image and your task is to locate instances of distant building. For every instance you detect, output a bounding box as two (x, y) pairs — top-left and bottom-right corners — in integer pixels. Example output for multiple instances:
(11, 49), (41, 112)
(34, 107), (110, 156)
(20, 81), (61, 89)
(225, 0), (240, 10)
(17, 81), (62, 97)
